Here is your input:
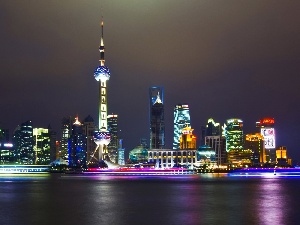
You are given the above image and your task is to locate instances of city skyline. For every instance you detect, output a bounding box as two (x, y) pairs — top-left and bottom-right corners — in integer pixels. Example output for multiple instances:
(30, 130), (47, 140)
(1, 1), (300, 160)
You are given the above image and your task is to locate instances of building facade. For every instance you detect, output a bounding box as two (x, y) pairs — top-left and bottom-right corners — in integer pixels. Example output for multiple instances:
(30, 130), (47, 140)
(149, 86), (165, 149)
(82, 115), (96, 165)
(107, 114), (118, 163)
(148, 149), (197, 169)
(256, 117), (276, 163)
(203, 118), (227, 165)
(13, 120), (34, 164)
(118, 139), (125, 165)
(33, 128), (51, 165)
(244, 133), (265, 166)
(225, 118), (252, 166)
(60, 117), (73, 162)
(179, 127), (196, 150)
(173, 104), (191, 149)
(68, 117), (87, 168)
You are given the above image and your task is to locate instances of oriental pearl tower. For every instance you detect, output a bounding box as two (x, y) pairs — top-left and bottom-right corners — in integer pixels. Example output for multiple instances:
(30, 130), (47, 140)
(92, 19), (111, 165)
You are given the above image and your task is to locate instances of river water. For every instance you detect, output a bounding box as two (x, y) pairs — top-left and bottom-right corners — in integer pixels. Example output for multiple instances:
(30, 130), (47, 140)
(0, 173), (299, 225)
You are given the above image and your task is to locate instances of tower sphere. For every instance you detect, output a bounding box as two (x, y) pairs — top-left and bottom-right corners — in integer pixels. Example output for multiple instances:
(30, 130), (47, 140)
(94, 130), (111, 146)
(94, 66), (110, 81)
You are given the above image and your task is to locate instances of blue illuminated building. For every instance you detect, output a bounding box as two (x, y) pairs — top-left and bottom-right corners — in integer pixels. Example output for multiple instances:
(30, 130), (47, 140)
(173, 104), (191, 149)
(197, 145), (216, 166)
(68, 117), (87, 168)
(149, 86), (165, 149)
(13, 120), (34, 164)
(0, 143), (14, 164)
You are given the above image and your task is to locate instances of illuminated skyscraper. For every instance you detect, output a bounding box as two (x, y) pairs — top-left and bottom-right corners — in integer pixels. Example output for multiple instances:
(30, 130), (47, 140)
(204, 118), (226, 165)
(244, 133), (265, 165)
(149, 87), (165, 149)
(13, 120), (34, 164)
(60, 116), (73, 162)
(107, 114), (118, 163)
(256, 117), (276, 163)
(276, 146), (289, 166)
(0, 143), (14, 164)
(179, 127), (196, 149)
(117, 139), (125, 165)
(48, 125), (57, 162)
(82, 115), (96, 165)
(173, 104), (190, 149)
(91, 19), (111, 165)
(225, 118), (244, 152)
(33, 127), (51, 165)
(225, 118), (252, 166)
(68, 117), (87, 168)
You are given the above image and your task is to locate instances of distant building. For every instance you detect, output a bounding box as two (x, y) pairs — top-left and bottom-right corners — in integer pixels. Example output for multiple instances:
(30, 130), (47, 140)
(118, 139), (125, 165)
(204, 118), (226, 165)
(82, 115), (96, 165)
(0, 143), (14, 164)
(13, 120), (34, 164)
(225, 118), (252, 166)
(256, 117), (276, 163)
(244, 133), (265, 166)
(276, 146), (289, 166)
(0, 127), (13, 163)
(197, 145), (217, 167)
(48, 126), (57, 162)
(173, 104), (191, 149)
(68, 117), (87, 168)
(107, 114), (118, 163)
(129, 145), (148, 164)
(60, 117), (73, 162)
(149, 86), (165, 149)
(148, 149), (197, 169)
(140, 138), (148, 149)
(179, 127), (197, 150)
(33, 128), (51, 165)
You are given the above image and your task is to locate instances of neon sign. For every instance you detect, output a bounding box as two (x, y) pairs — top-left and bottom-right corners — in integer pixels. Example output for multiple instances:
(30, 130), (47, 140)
(261, 128), (275, 149)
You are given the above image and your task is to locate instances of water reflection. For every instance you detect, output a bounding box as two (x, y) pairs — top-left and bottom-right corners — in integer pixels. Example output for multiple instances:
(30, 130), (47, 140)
(0, 174), (299, 225)
(256, 178), (287, 225)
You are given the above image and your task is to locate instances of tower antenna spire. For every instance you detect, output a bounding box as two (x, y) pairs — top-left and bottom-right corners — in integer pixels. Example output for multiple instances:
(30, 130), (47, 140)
(99, 15), (105, 66)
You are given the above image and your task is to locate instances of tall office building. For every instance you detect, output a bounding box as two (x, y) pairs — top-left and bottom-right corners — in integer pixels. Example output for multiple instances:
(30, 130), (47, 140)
(118, 139), (125, 165)
(244, 133), (265, 166)
(204, 118), (226, 165)
(179, 127), (196, 149)
(33, 128), (51, 165)
(0, 127), (12, 163)
(82, 115), (96, 165)
(205, 118), (221, 136)
(13, 120), (34, 164)
(107, 114), (118, 163)
(68, 117), (87, 168)
(149, 86), (165, 149)
(256, 117), (276, 163)
(225, 118), (252, 166)
(60, 117), (73, 162)
(173, 104), (190, 149)
(276, 146), (289, 166)
(0, 143), (14, 164)
(48, 125), (57, 162)
(92, 18), (111, 164)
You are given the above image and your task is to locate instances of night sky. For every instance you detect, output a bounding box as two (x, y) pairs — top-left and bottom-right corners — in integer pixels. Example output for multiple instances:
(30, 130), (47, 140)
(1, 1), (300, 160)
